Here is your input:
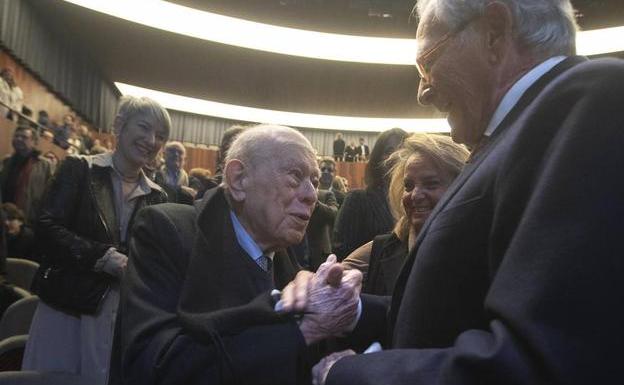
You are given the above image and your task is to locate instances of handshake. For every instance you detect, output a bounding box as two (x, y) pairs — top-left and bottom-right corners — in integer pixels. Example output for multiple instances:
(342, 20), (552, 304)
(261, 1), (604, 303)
(278, 254), (363, 345)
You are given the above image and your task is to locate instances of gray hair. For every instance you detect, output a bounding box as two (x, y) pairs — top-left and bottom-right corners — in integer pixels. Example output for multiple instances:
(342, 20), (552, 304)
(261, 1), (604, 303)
(115, 95), (172, 136)
(224, 124), (316, 181)
(415, 0), (578, 58)
(164, 141), (186, 154)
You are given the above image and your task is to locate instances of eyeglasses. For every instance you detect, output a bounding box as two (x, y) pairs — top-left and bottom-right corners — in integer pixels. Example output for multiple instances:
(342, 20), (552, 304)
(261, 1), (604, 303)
(320, 167), (334, 172)
(415, 19), (475, 83)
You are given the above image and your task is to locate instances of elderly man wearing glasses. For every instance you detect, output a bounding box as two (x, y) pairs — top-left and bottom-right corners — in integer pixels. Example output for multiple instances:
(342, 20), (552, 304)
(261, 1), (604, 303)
(279, 0), (624, 384)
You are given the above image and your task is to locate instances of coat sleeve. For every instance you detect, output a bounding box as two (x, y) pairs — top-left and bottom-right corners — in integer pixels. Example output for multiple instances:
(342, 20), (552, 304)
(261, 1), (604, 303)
(327, 61), (624, 385)
(121, 206), (311, 385)
(37, 157), (111, 269)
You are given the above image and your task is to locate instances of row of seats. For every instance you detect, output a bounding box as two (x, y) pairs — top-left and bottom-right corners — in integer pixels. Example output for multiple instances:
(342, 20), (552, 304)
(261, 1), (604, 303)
(1, 258), (39, 373)
(0, 259), (93, 383)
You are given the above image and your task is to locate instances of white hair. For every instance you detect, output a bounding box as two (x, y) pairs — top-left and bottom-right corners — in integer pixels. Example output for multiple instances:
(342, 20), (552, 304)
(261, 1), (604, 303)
(164, 141), (186, 154)
(415, 0), (578, 58)
(225, 124), (316, 175)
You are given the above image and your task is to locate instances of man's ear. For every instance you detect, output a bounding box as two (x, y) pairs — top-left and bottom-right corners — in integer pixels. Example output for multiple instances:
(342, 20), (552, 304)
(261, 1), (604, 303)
(483, 1), (513, 64)
(224, 159), (248, 202)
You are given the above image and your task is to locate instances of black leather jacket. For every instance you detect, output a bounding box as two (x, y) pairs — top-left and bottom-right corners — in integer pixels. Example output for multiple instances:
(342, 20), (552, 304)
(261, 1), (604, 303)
(34, 156), (167, 314)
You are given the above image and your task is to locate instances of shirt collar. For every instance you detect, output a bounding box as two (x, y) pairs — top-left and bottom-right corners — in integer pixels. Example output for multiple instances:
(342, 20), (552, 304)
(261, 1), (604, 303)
(484, 56), (567, 136)
(90, 152), (163, 194)
(229, 211), (275, 263)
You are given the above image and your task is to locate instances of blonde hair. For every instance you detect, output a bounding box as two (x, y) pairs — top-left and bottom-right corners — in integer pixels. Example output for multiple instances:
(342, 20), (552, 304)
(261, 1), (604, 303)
(387, 133), (469, 241)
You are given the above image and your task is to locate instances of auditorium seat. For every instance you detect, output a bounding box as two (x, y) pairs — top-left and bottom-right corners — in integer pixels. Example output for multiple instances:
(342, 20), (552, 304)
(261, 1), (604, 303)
(0, 296), (39, 340)
(5, 259), (39, 292)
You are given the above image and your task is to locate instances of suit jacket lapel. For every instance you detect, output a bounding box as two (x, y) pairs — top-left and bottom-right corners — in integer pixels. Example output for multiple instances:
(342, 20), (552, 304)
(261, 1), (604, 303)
(388, 56), (588, 336)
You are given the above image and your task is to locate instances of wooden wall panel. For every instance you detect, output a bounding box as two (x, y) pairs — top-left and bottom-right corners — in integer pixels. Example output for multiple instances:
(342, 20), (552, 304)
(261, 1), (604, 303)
(336, 162), (366, 190)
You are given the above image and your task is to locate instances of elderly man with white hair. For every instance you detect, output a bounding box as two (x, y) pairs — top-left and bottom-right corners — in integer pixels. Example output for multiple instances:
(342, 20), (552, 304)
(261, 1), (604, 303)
(277, 0), (624, 384)
(119, 124), (362, 385)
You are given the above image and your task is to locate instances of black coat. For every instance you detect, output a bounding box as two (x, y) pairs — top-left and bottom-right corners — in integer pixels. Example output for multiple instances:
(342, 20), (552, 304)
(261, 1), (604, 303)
(306, 190), (338, 271)
(34, 156), (167, 314)
(332, 187), (394, 260)
(120, 187), (310, 385)
(328, 57), (624, 384)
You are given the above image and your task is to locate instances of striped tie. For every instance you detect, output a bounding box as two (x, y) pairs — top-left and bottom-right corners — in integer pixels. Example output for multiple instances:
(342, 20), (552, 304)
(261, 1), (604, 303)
(258, 255), (273, 272)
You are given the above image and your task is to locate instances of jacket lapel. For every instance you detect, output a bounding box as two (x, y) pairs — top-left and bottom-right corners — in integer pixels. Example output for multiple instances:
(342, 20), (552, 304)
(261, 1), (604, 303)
(90, 165), (118, 244)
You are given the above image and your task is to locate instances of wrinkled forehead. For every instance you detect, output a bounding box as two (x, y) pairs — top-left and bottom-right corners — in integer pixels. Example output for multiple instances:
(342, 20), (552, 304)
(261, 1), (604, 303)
(272, 145), (318, 173)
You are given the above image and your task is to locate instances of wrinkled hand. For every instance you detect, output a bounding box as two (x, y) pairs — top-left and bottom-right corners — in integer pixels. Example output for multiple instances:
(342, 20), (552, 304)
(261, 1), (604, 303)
(101, 249), (128, 278)
(312, 350), (356, 385)
(280, 254), (344, 313)
(286, 255), (362, 345)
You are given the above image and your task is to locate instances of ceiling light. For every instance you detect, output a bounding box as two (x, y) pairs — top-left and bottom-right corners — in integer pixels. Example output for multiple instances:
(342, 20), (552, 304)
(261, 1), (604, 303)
(115, 82), (450, 133)
(65, 0), (624, 65)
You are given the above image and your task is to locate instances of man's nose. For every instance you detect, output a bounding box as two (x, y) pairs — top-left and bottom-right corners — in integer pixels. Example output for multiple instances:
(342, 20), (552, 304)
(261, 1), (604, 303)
(301, 179), (318, 205)
(417, 79), (435, 106)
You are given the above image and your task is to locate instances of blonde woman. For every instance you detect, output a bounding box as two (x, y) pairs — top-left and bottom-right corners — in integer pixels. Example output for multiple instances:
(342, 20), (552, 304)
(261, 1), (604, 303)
(342, 133), (468, 295)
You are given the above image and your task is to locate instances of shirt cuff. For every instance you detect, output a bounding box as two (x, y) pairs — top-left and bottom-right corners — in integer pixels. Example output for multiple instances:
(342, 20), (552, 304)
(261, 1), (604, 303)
(93, 247), (116, 272)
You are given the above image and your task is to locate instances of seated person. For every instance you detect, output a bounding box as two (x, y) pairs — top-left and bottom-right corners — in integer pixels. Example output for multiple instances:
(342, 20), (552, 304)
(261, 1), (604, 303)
(2, 202), (37, 262)
(119, 125), (361, 385)
(342, 134), (468, 295)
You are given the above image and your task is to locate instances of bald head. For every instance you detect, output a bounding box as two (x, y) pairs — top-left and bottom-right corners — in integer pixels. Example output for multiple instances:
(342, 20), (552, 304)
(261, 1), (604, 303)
(225, 125), (317, 176)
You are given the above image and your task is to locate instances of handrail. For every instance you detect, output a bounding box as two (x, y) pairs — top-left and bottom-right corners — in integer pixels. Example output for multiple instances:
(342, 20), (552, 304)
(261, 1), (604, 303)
(0, 99), (81, 151)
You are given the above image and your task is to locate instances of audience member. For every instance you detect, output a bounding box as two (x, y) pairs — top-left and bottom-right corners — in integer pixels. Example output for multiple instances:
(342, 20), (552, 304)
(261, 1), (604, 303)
(155, 141), (193, 204)
(356, 137), (370, 161)
(0, 125), (54, 225)
(188, 167), (213, 199)
(0, 67), (23, 121)
(119, 124), (360, 385)
(306, 185), (338, 272)
(332, 133), (345, 161)
(343, 141), (357, 162)
(53, 113), (75, 150)
(332, 128), (408, 259)
(157, 141), (188, 187)
(22, 95), (171, 385)
(283, 1), (624, 384)
(0, 198), (23, 318)
(342, 134), (468, 295)
(37, 110), (51, 130)
(203, 124), (247, 190)
(2, 202), (37, 262)
(332, 176), (349, 195)
(318, 157), (345, 208)
(78, 124), (95, 153)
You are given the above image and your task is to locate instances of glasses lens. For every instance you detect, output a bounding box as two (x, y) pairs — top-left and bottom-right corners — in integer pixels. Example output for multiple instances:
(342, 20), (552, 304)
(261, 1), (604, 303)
(321, 167), (333, 172)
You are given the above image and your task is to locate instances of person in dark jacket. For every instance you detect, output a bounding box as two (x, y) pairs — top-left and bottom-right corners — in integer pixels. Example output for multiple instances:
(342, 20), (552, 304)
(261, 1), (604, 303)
(2, 202), (37, 262)
(332, 128), (408, 260)
(119, 125), (361, 385)
(22, 96), (171, 385)
(305, 1), (624, 384)
(342, 134), (468, 295)
(332, 133), (345, 161)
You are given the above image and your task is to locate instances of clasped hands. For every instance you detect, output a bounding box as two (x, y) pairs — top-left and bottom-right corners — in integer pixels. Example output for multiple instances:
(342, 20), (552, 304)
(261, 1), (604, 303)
(279, 254), (362, 345)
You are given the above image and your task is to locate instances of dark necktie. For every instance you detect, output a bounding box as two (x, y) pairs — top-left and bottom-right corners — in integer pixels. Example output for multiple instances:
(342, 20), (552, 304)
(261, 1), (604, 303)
(258, 255), (273, 273)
